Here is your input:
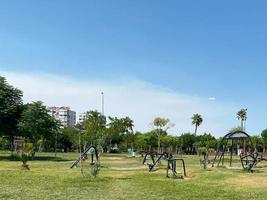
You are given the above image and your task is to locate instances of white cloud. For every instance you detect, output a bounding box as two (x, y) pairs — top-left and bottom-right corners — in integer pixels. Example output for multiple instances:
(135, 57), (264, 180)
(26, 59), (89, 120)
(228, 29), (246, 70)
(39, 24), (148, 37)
(208, 97), (216, 101)
(1, 71), (239, 136)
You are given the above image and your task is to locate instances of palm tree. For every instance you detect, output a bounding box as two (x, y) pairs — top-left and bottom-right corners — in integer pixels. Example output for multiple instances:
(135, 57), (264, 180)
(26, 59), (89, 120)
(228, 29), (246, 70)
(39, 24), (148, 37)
(192, 114), (203, 136)
(236, 109), (247, 131)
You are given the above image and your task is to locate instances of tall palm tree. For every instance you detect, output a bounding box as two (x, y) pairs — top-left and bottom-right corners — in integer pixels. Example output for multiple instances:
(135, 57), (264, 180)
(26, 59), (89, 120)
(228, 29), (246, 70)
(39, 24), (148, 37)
(192, 114), (203, 136)
(236, 109), (247, 131)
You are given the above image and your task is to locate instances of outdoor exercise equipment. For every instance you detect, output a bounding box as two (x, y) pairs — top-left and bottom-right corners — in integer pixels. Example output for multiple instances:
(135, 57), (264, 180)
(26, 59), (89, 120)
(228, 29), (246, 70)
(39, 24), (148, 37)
(239, 151), (267, 172)
(199, 150), (210, 169)
(212, 131), (252, 167)
(70, 146), (100, 178)
(166, 158), (187, 178)
(130, 147), (135, 157)
(143, 152), (187, 178)
(143, 152), (168, 171)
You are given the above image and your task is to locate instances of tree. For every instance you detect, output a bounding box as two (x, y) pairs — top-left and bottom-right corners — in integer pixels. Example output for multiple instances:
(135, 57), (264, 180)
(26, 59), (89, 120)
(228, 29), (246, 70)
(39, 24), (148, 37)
(192, 114), (203, 135)
(197, 133), (217, 149)
(0, 76), (23, 146)
(142, 130), (158, 151)
(236, 109), (247, 130)
(161, 135), (179, 152)
(261, 129), (267, 152)
(152, 117), (174, 153)
(18, 101), (59, 157)
(180, 133), (196, 154)
(58, 127), (79, 152)
(121, 117), (134, 149)
(134, 132), (148, 150)
(82, 110), (106, 148)
(251, 135), (264, 151)
(107, 116), (134, 151)
(229, 126), (243, 132)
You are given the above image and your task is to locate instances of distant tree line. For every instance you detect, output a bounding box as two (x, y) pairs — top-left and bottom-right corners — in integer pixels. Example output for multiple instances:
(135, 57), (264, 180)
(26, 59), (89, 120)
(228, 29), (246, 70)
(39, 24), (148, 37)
(1, 75), (267, 156)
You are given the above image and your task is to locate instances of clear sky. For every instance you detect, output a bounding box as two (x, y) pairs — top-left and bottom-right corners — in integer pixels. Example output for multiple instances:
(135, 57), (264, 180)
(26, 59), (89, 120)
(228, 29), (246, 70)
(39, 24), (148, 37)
(1, 1), (267, 136)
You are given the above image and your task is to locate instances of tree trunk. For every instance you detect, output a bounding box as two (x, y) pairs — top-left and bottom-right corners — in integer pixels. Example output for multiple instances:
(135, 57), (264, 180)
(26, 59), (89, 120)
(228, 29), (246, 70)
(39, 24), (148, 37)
(158, 133), (161, 154)
(31, 140), (38, 160)
(54, 132), (58, 157)
(194, 125), (198, 136)
(10, 135), (14, 152)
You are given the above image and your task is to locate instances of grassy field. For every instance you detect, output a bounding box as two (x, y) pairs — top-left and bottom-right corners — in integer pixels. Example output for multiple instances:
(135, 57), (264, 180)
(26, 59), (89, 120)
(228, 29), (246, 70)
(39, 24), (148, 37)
(1, 151), (267, 200)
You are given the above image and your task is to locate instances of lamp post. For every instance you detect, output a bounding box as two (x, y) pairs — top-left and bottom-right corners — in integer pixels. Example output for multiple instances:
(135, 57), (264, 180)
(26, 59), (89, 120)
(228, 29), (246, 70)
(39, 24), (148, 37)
(101, 92), (104, 115)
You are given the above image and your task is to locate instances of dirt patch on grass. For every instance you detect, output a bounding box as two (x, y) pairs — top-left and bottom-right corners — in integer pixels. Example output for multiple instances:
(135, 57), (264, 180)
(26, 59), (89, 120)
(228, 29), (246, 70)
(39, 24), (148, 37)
(227, 175), (267, 189)
(102, 157), (124, 160)
(109, 166), (146, 171)
(103, 160), (139, 164)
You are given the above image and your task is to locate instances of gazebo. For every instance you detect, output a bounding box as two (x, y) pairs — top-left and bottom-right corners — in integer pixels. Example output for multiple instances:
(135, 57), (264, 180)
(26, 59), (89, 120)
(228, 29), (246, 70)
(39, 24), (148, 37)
(212, 131), (252, 167)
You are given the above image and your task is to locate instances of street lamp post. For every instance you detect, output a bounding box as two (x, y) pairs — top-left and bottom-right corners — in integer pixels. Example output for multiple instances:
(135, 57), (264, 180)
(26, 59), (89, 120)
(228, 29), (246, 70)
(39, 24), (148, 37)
(101, 92), (104, 115)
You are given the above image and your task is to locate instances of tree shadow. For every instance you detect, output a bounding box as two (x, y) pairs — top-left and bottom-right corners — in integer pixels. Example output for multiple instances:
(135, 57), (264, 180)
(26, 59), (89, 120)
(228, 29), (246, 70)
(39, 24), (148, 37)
(0, 155), (70, 162)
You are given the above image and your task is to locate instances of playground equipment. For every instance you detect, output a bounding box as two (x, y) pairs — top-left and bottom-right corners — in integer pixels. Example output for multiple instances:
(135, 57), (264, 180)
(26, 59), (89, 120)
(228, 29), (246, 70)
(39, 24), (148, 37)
(130, 147), (135, 157)
(240, 151), (267, 172)
(166, 158), (187, 178)
(70, 146), (100, 178)
(199, 150), (210, 169)
(212, 130), (267, 172)
(143, 152), (169, 172)
(143, 152), (186, 178)
(212, 131), (252, 167)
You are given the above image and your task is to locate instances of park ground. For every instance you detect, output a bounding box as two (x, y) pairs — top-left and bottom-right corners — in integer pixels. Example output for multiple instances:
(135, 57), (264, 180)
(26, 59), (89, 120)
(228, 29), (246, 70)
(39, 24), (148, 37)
(1, 152), (267, 200)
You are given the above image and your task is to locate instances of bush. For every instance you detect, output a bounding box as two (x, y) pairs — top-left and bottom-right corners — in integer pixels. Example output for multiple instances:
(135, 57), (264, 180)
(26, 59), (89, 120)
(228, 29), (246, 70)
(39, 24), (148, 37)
(0, 137), (10, 150)
(10, 153), (21, 161)
(109, 149), (120, 153)
(198, 147), (207, 155)
(21, 152), (30, 165)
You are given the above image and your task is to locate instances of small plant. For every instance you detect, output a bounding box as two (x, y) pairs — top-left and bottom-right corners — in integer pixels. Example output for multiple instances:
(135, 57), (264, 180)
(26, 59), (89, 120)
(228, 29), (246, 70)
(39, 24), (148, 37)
(21, 152), (30, 170)
(20, 143), (33, 170)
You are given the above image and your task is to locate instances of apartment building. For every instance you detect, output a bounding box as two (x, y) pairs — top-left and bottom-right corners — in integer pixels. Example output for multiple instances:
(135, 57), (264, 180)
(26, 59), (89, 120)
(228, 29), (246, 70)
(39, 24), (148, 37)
(78, 112), (87, 124)
(48, 106), (76, 128)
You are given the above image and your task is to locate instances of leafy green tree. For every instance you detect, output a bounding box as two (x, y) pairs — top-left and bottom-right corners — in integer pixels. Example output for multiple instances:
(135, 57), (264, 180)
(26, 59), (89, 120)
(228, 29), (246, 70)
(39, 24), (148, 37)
(121, 117), (134, 149)
(107, 116), (134, 151)
(134, 132), (148, 150)
(0, 76), (23, 146)
(0, 136), (9, 150)
(144, 130), (158, 150)
(171, 136), (180, 153)
(192, 114), (203, 135)
(58, 127), (79, 152)
(18, 101), (59, 157)
(82, 110), (106, 148)
(251, 135), (264, 151)
(152, 117), (174, 153)
(236, 109), (247, 130)
(197, 133), (217, 149)
(161, 135), (179, 152)
(261, 129), (267, 152)
(180, 133), (196, 154)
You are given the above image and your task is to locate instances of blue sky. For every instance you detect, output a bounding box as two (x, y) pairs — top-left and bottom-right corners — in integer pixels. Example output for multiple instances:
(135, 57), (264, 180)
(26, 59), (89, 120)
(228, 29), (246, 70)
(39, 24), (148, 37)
(1, 1), (267, 135)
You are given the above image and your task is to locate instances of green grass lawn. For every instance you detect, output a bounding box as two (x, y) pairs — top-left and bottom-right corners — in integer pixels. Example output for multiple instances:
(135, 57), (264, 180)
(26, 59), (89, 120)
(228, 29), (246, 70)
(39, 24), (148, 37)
(1, 151), (267, 200)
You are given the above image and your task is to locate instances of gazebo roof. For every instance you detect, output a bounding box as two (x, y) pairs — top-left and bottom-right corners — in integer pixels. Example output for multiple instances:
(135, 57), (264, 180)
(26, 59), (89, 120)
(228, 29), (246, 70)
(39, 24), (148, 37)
(223, 131), (250, 140)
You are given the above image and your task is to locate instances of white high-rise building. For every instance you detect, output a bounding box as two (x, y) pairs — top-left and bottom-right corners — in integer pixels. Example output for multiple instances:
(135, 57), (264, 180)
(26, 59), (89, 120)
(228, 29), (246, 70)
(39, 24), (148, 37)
(78, 112), (87, 124)
(48, 106), (76, 128)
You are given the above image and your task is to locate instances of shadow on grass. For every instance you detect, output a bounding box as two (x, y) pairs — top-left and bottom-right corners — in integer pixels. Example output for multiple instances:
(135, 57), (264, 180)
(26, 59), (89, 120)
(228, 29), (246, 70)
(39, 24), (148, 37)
(0, 155), (70, 162)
